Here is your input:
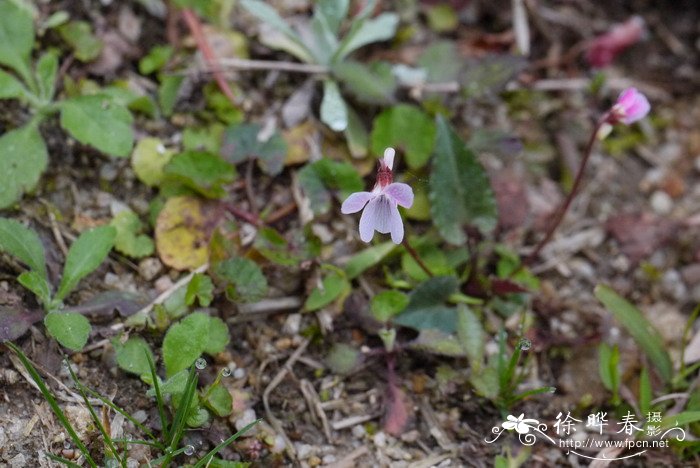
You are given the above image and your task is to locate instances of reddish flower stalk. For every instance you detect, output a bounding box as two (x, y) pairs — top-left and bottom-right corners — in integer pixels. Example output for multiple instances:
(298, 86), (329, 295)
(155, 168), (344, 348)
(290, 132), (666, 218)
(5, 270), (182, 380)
(526, 88), (650, 265)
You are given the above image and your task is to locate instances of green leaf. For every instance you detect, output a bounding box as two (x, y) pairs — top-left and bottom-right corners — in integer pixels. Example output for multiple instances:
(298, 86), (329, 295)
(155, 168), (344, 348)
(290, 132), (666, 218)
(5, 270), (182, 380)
(131, 137), (175, 187)
(35, 50), (58, 101)
(203, 382), (232, 417)
(297, 158), (364, 215)
(417, 41), (462, 83)
(0, 124), (48, 209)
(0, 0), (34, 83)
(371, 290), (408, 323)
(456, 304), (484, 371)
(429, 116), (497, 243)
(343, 241), (396, 279)
(461, 55), (526, 99)
(163, 151), (236, 199)
(401, 244), (454, 281)
(56, 226), (116, 301)
(325, 343), (360, 374)
(139, 45), (174, 75)
(597, 342), (618, 391)
(185, 273), (214, 307)
(111, 210), (154, 258)
(315, 0), (349, 35)
(213, 258), (268, 303)
(594, 284), (673, 383)
(162, 312), (230, 377)
(57, 21), (103, 62)
(393, 276), (459, 333)
(0, 69), (27, 99)
(304, 268), (350, 312)
(333, 13), (398, 62)
(18, 271), (51, 306)
(425, 4), (458, 33)
(0, 217), (47, 278)
(310, 7), (339, 65)
(220, 123), (287, 176)
(410, 329), (466, 357)
(344, 105), (369, 158)
(60, 95), (134, 157)
(320, 80), (348, 131)
(253, 227), (300, 267)
(114, 336), (154, 376)
(240, 0), (315, 63)
(44, 312), (91, 351)
(639, 367), (652, 417)
(158, 74), (184, 116)
(371, 105), (436, 169)
(661, 411), (700, 429)
(333, 61), (396, 105)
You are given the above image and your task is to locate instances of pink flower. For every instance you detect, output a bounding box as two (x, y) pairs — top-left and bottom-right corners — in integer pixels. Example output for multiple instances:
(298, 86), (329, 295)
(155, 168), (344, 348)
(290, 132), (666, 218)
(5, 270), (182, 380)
(341, 148), (414, 244)
(610, 87), (650, 125)
(586, 16), (645, 68)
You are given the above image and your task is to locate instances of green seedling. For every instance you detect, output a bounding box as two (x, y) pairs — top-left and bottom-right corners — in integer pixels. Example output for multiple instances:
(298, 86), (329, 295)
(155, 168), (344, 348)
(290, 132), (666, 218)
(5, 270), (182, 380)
(0, 218), (115, 350)
(0, 0), (134, 208)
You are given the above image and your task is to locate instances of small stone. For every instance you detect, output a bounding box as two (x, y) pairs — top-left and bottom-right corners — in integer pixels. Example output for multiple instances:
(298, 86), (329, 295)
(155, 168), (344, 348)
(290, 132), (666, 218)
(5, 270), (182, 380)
(233, 368), (246, 380)
(132, 410), (147, 424)
(400, 429), (420, 443)
(154, 275), (174, 294)
(9, 453), (26, 467)
(295, 443), (313, 460)
(138, 258), (162, 281)
(373, 431), (387, 448)
(351, 424), (366, 439)
(308, 455), (322, 467)
(235, 409), (257, 433)
(661, 270), (688, 303)
(322, 455), (337, 464)
(650, 190), (673, 215)
(283, 313), (302, 335)
(681, 264), (700, 284)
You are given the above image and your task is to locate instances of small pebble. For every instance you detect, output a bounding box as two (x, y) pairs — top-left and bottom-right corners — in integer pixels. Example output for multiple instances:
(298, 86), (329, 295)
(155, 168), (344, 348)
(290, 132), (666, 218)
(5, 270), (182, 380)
(235, 409), (256, 432)
(283, 314), (302, 335)
(351, 424), (366, 439)
(138, 258), (162, 281)
(650, 190), (673, 215)
(308, 455), (322, 467)
(322, 455), (337, 464)
(154, 275), (174, 294)
(295, 443), (313, 460)
(373, 431), (387, 448)
(233, 368), (246, 380)
(132, 410), (147, 424)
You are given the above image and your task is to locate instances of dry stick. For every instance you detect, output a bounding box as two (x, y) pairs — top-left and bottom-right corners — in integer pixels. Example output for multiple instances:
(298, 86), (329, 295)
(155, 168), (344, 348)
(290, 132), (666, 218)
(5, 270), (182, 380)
(181, 8), (238, 107)
(402, 237), (433, 277)
(525, 116), (608, 266)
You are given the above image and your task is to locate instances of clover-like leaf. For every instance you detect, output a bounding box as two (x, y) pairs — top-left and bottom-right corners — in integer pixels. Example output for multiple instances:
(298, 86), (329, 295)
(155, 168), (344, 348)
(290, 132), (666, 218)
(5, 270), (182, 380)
(114, 336), (155, 377)
(111, 210), (155, 258)
(162, 151), (236, 199)
(213, 257), (268, 303)
(220, 123), (287, 176)
(57, 21), (103, 62)
(304, 268), (350, 312)
(131, 137), (175, 187)
(162, 312), (230, 377)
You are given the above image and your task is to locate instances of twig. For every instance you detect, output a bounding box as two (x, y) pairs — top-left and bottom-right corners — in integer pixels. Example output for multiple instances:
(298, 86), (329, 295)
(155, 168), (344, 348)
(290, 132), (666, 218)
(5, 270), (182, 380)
(217, 57), (329, 74)
(402, 238), (433, 277)
(525, 117), (606, 265)
(223, 203), (261, 226)
(265, 202), (298, 224)
(181, 8), (238, 107)
(332, 446), (370, 468)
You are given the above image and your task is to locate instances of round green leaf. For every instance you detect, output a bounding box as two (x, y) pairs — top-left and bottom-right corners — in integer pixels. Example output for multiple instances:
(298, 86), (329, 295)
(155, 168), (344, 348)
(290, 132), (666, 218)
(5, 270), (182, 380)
(0, 125), (48, 209)
(44, 312), (91, 351)
(371, 290), (409, 323)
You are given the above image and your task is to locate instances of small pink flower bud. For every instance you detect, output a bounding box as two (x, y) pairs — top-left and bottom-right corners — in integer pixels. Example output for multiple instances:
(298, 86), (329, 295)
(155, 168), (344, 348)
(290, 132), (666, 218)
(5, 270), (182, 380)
(609, 87), (650, 125)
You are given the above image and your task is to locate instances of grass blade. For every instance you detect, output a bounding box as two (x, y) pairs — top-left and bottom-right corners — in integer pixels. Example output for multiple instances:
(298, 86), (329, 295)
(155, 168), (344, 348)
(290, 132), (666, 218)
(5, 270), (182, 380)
(6, 343), (97, 468)
(193, 419), (261, 468)
(163, 366), (199, 466)
(146, 349), (169, 441)
(594, 285), (673, 383)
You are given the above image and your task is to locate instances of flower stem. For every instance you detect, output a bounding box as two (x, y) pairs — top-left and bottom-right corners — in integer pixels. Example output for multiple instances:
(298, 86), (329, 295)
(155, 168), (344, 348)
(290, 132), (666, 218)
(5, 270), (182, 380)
(402, 238), (433, 277)
(525, 116), (608, 265)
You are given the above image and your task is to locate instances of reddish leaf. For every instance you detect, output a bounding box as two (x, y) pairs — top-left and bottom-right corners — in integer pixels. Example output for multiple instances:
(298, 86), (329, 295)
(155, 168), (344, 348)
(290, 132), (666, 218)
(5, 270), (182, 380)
(0, 306), (43, 342)
(491, 278), (529, 295)
(384, 385), (411, 436)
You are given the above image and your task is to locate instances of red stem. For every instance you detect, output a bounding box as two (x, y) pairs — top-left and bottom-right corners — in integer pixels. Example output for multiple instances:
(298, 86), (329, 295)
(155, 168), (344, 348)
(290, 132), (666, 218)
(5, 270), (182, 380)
(181, 8), (239, 107)
(402, 237), (433, 277)
(525, 116), (608, 265)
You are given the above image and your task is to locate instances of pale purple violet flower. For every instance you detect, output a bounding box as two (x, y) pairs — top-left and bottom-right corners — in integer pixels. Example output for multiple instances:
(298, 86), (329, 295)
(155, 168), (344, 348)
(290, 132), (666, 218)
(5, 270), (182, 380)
(341, 148), (414, 244)
(610, 87), (650, 124)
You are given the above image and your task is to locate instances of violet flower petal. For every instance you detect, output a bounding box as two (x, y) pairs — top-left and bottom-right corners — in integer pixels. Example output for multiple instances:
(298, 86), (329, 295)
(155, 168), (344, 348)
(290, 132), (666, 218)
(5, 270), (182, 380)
(341, 191), (374, 214)
(383, 183), (414, 208)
